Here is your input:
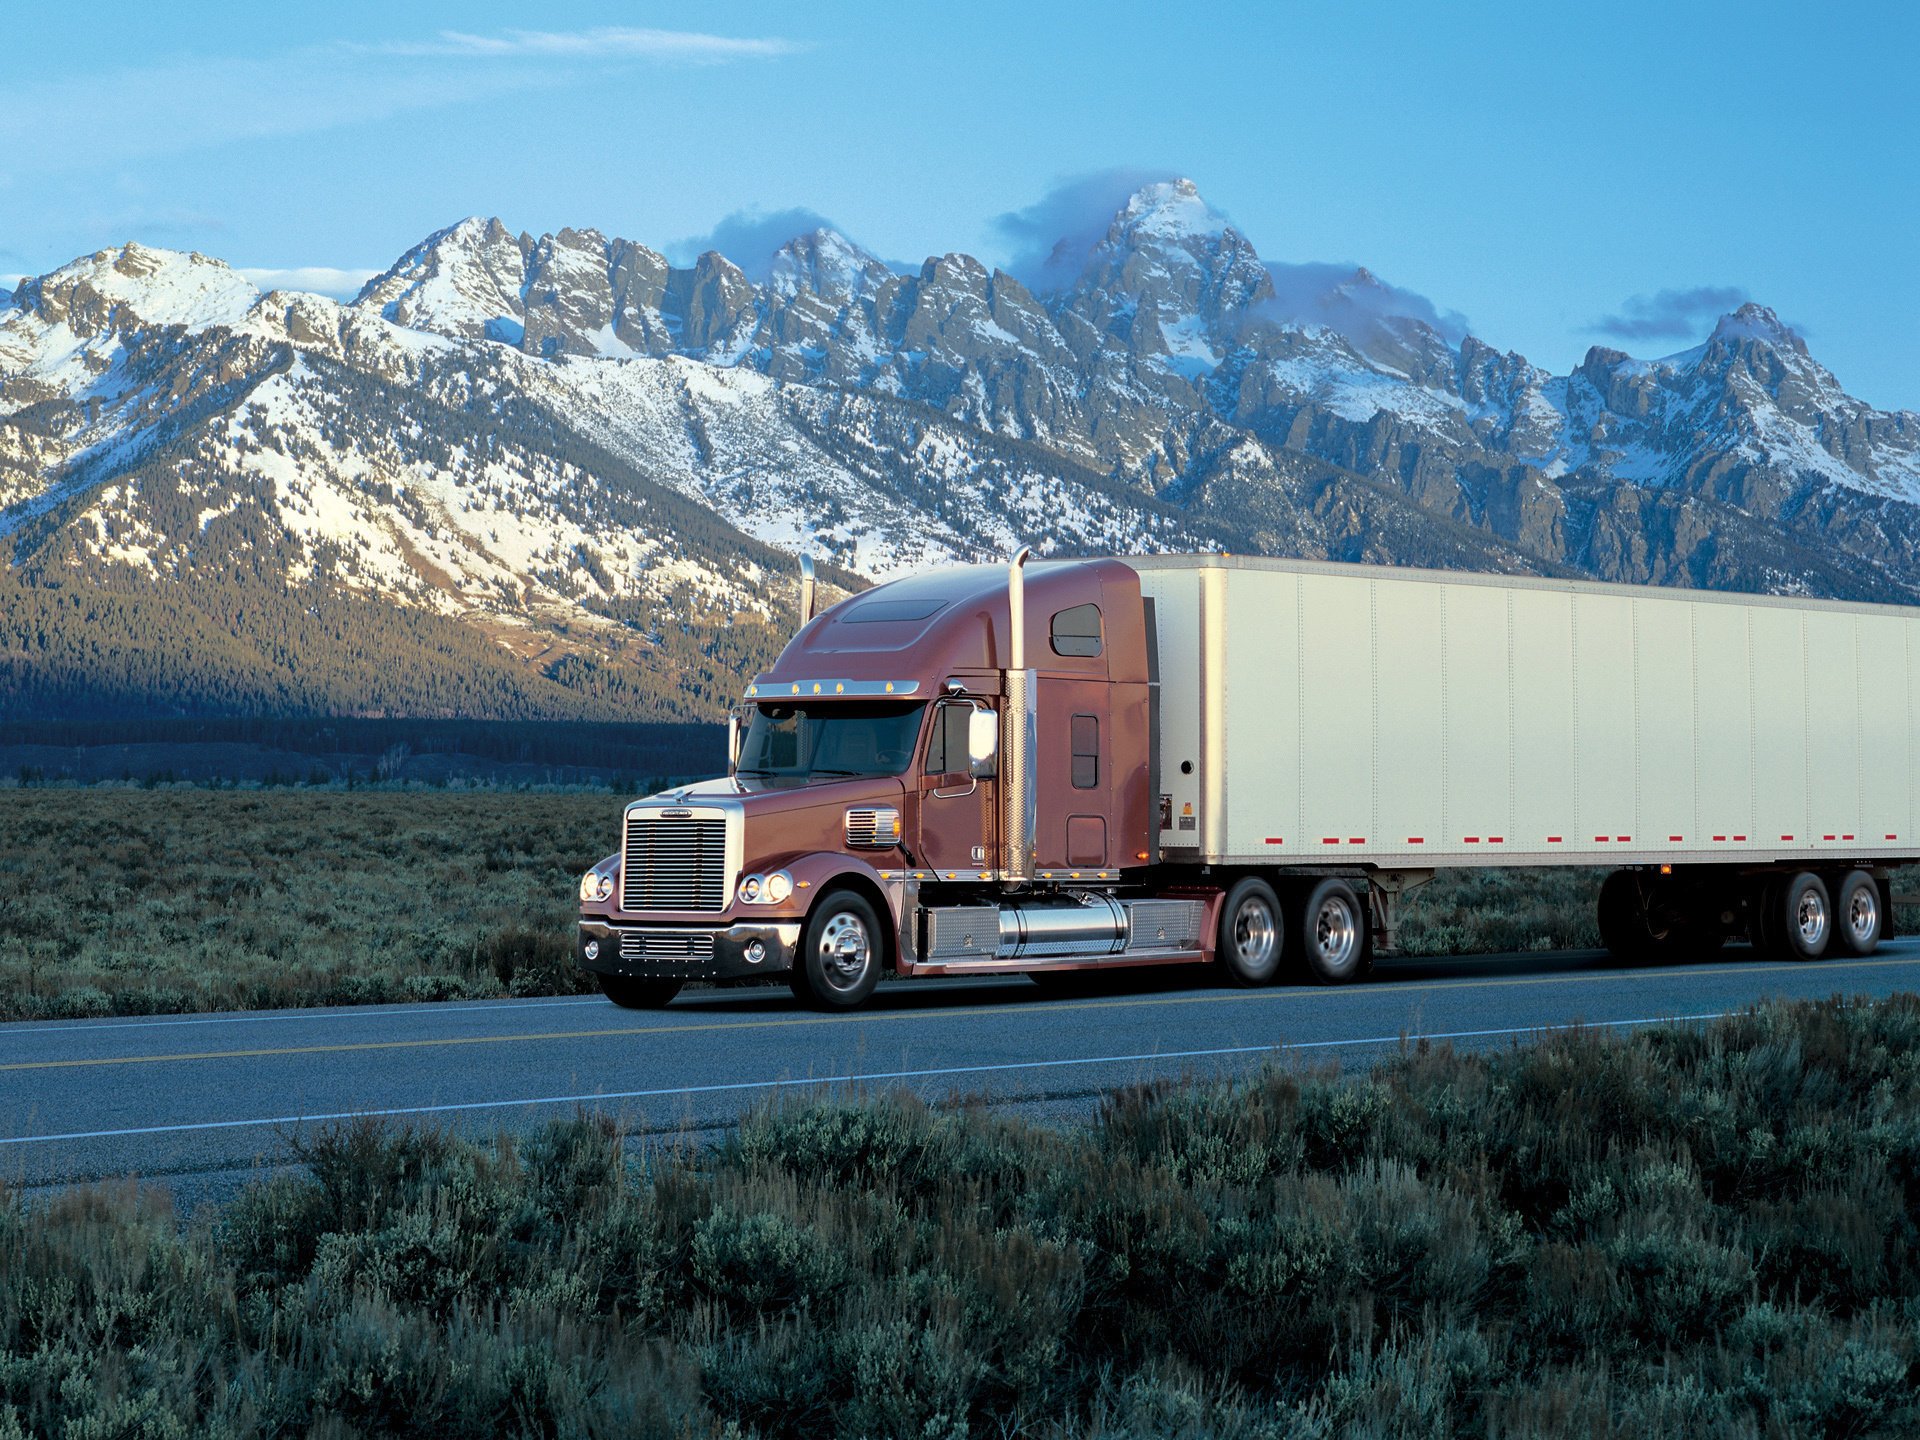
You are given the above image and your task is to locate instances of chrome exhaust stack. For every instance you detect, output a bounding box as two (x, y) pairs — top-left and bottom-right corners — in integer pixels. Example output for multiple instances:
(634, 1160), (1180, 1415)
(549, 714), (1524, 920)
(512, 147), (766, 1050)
(797, 554), (818, 628)
(1003, 547), (1036, 882)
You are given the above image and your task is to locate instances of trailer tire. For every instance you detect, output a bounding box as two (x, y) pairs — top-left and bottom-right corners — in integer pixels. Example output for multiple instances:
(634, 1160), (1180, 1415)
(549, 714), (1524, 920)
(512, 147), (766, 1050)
(1764, 871), (1833, 961)
(1217, 876), (1284, 986)
(1597, 871), (1650, 963)
(598, 976), (683, 1009)
(1832, 870), (1882, 956)
(1296, 878), (1372, 985)
(790, 889), (885, 1010)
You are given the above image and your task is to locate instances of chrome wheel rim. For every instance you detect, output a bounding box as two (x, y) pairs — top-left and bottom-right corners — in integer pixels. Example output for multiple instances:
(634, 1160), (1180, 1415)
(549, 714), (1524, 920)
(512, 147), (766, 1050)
(817, 912), (872, 990)
(1847, 886), (1878, 945)
(1795, 888), (1829, 949)
(1232, 898), (1277, 970)
(1315, 896), (1358, 970)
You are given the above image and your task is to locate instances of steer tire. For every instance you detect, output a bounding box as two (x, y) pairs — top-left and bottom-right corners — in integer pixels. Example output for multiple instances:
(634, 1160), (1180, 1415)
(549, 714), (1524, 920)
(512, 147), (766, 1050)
(1295, 878), (1372, 985)
(1831, 870), (1883, 957)
(791, 890), (885, 1011)
(598, 976), (683, 1009)
(1216, 876), (1284, 986)
(1766, 871), (1833, 961)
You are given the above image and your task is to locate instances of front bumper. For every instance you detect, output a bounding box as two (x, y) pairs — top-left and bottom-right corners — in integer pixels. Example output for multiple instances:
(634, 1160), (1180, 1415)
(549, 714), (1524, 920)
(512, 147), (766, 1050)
(576, 918), (802, 983)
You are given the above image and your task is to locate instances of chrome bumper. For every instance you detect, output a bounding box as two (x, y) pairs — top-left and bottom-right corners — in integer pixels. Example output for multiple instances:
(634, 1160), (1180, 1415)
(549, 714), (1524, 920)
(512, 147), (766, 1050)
(576, 918), (802, 982)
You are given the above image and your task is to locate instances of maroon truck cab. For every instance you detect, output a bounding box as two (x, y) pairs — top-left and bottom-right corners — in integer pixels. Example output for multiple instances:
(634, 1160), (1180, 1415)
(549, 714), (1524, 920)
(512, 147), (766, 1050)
(576, 554), (1213, 1009)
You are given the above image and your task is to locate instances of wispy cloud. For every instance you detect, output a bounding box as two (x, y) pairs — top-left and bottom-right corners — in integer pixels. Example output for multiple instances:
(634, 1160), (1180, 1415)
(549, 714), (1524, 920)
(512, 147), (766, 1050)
(671, 206), (843, 279)
(1588, 285), (1748, 342)
(0, 27), (797, 176)
(993, 167), (1182, 291)
(383, 27), (799, 61)
(240, 266), (381, 300)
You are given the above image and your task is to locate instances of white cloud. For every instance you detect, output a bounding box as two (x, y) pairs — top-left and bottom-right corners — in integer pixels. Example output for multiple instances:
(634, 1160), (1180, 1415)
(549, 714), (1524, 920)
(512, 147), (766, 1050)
(239, 266), (381, 300)
(386, 27), (798, 61)
(0, 27), (797, 176)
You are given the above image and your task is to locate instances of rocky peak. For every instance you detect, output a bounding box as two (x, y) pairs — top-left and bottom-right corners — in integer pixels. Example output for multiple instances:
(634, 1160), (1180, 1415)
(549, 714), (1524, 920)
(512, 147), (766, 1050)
(1708, 302), (1808, 356)
(13, 243), (258, 338)
(352, 216), (533, 341)
(768, 229), (890, 302)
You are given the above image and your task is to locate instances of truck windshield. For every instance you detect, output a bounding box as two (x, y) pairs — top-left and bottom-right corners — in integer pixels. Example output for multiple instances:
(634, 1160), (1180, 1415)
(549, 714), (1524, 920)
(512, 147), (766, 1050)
(737, 701), (926, 782)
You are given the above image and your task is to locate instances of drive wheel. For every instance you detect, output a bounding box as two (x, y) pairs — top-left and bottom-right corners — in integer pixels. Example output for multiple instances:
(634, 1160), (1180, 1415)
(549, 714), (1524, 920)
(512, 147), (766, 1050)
(1296, 878), (1372, 985)
(598, 975), (683, 1009)
(791, 890), (885, 1010)
(1216, 876), (1283, 985)
(1832, 870), (1882, 957)
(1766, 871), (1833, 961)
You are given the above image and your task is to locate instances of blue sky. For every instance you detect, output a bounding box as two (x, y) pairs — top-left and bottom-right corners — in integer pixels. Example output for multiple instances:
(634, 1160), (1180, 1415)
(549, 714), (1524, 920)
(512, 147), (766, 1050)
(3, 1), (1913, 408)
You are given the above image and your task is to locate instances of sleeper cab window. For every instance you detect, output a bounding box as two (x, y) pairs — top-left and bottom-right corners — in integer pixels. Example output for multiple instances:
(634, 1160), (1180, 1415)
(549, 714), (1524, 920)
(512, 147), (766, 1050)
(1071, 714), (1099, 789)
(1051, 603), (1102, 658)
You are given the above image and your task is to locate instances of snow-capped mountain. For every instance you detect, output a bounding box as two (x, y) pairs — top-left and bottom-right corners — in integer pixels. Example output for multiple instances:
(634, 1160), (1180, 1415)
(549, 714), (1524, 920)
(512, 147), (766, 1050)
(2, 178), (1915, 721)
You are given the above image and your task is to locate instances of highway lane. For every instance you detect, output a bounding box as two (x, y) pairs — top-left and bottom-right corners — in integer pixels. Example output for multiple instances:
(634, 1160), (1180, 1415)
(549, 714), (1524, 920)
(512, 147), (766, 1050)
(7, 940), (1920, 1210)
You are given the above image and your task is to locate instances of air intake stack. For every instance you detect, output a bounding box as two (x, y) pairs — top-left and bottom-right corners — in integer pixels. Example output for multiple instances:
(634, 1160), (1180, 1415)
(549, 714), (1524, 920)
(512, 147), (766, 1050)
(1004, 547), (1036, 882)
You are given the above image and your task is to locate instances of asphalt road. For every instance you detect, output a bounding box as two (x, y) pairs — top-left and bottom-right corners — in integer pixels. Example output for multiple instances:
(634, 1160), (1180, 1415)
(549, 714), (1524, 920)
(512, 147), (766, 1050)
(8, 940), (1920, 1212)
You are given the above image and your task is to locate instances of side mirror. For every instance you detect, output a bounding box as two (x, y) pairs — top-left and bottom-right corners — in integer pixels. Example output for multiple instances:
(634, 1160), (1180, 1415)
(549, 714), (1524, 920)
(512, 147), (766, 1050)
(727, 711), (743, 771)
(966, 708), (999, 778)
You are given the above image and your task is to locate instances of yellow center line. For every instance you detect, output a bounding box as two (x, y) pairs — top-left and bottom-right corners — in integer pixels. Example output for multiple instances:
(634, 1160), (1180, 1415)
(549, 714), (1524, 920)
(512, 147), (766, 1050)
(6, 953), (1917, 1073)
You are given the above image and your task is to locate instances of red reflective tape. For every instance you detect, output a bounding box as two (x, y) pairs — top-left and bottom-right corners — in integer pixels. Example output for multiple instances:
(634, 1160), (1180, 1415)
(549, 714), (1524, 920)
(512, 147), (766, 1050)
(1843, 835), (1854, 841)
(1464, 836), (1480, 844)
(1321, 838), (1340, 845)
(1782, 835), (1794, 841)
(1713, 835), (1727, 842)
(1546, 836), (1563, 843)
(1594, 836), (1609, 843)
(1888, 834), (1899, 841)
(1348, 838), (1365, 845)
(1264, 837), (1284, 845)
(1669, 835), (1684, 843)
(1490, 836), (1504, 844)
(1734, 835), (1747, 842)
(1823, 835), (1836, 841)
(1407, 837), (1425, 844)
(1617, 836), (1631, 843)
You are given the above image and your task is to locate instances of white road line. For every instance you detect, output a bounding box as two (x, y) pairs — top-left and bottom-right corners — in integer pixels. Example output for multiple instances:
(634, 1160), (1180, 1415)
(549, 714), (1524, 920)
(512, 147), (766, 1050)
(1, 996), (611, 1036)
(0, 1011), (1727, 1148)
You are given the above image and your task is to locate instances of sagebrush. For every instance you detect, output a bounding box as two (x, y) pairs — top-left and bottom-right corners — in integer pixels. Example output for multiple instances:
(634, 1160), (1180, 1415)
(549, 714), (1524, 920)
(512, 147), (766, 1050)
(6, 998), (1920, 1437)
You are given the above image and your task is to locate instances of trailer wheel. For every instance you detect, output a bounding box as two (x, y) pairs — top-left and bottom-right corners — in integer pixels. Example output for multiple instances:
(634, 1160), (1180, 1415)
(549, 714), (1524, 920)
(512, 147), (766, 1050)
(790, 889), (885, 1010)
(598, 976), (683, 1009)
(1597, 871), (1649, 963)
(1832, 870), (1882, 956)
(1217, 876), (1284, 985)
(1296, 878), (1372, 985)
(1762, 871), (1832, 961)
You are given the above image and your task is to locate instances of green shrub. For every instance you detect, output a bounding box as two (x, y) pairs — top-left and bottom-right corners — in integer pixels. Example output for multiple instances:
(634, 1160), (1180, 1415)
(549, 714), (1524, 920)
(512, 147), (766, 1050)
(10, 1000), (1920, 1436)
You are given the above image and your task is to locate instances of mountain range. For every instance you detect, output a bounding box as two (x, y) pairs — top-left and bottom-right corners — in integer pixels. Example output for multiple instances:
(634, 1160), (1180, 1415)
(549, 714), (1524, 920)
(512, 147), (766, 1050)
(3, 178), (1916, 721)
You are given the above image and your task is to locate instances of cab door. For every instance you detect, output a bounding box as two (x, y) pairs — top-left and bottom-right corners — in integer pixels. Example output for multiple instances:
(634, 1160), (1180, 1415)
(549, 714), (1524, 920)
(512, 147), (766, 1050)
(914, 698), (997, 873)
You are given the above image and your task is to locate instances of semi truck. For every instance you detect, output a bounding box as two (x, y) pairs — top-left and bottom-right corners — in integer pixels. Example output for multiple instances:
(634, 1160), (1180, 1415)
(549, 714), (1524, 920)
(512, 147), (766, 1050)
(576, 552), (1918, 1009)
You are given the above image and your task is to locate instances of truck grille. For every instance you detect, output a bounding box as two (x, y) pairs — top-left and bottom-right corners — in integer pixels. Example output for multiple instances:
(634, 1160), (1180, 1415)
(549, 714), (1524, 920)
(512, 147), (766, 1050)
(622, 814), (729, 912)
(618, 930), (718, 961)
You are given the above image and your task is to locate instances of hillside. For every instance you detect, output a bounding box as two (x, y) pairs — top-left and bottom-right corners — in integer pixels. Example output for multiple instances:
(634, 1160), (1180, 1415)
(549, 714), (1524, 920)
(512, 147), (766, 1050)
(2, 180), (1916, 720)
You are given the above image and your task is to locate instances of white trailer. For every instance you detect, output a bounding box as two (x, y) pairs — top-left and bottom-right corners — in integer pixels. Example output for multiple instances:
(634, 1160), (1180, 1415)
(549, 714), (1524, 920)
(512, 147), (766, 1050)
(1131, 554), (1916, 973)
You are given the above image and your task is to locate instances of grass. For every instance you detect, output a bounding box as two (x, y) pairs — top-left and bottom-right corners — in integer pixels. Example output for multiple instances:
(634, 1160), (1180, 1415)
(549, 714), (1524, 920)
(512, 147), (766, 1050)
(0, 790), (620, 1022)
(6, 997), (1920, 1437)
(2, 788), (1912, 1023)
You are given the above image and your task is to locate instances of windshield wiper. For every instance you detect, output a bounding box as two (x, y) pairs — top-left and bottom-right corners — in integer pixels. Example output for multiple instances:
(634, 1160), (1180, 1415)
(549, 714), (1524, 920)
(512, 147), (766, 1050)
(808, 768), (866, 778)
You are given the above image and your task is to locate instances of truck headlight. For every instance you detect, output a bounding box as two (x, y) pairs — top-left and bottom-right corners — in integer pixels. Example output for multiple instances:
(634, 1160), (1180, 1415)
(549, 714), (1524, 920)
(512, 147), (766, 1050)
(766, 871), (793, 903)
(579, 870), (613, 903)
(739, 875), (763, 903)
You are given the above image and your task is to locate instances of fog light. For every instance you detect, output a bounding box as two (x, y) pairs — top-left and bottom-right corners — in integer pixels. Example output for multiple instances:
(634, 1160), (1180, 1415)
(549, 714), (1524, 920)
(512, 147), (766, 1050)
(744, 940), (767, 965)
(739, 875), (763, 903)
(583, 939), (600, 961)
